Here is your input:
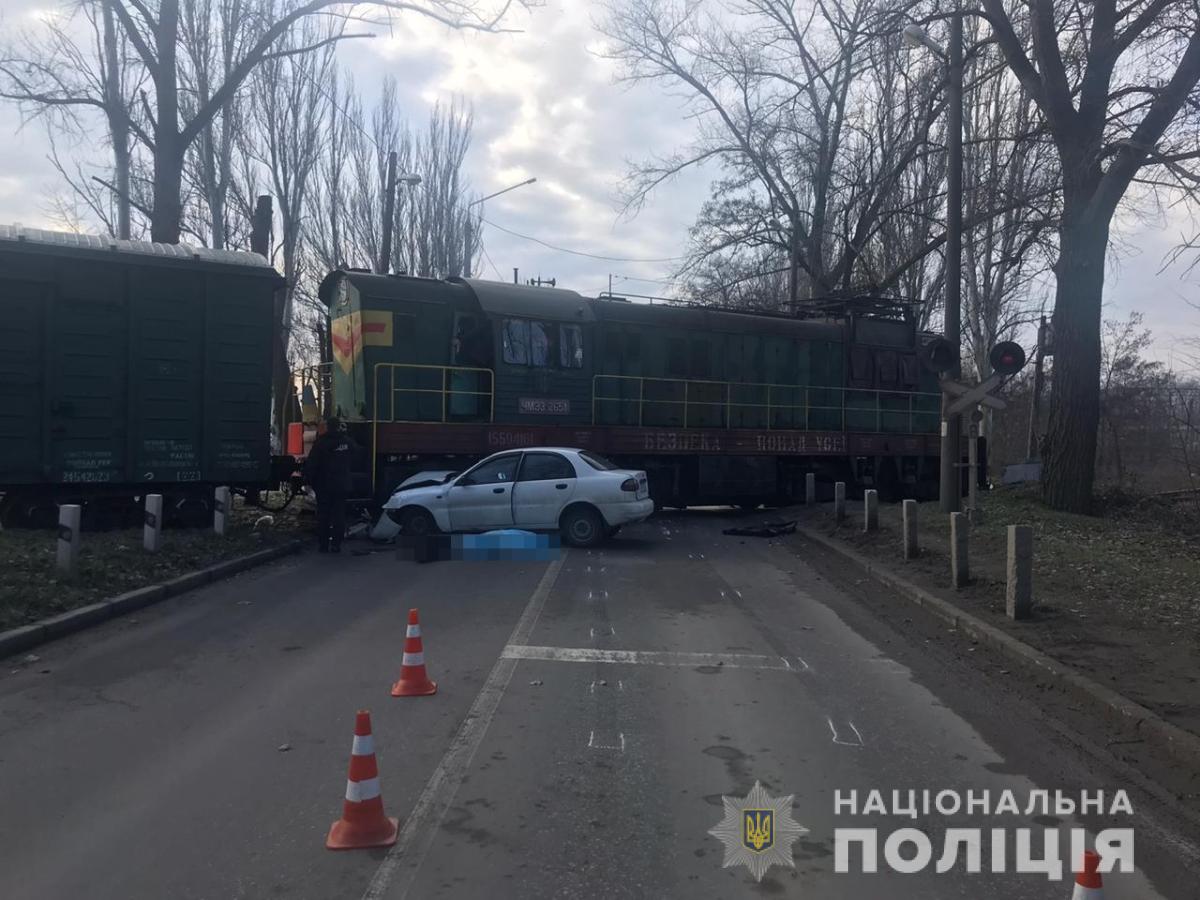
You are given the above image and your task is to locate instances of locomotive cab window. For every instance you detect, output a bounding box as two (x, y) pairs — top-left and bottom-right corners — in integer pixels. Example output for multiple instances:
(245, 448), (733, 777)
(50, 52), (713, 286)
(560, 325), (583, 368)
(502, 318), (584, 369)
(502, 319), (530, 365)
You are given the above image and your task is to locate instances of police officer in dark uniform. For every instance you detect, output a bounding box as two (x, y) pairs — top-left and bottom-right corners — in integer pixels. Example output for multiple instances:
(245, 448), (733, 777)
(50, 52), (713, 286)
(303, 416), (356, 553)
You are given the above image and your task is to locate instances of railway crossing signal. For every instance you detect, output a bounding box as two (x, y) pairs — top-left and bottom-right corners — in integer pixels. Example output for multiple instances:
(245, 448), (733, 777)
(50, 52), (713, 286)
(944, 373), (1006, 416)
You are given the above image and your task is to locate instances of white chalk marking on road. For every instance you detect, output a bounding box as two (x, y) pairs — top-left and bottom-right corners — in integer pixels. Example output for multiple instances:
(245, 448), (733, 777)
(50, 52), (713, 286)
(781, 657), (791, 670)
(501, 645), (799, 671)
(588, 730), (625, 752)
(589, 625), (616, 639)
(361, 555), (566, 900)
(618, 679), (624, 691)
(734, 589), (742, 599)
(826, 716), (865, 747)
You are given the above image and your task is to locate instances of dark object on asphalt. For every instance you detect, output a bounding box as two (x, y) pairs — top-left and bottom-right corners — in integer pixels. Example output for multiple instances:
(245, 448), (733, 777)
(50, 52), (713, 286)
(722, 520), (797, 538)
(304, 418), (358, 553)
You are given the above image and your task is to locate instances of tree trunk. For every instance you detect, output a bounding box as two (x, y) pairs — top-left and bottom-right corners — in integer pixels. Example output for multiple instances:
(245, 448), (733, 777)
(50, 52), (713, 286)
(150, 0), (182, 244)
(151, 151), (185, 244)
(100, 0), (130, 239)
(1042, 213), (1109, 513)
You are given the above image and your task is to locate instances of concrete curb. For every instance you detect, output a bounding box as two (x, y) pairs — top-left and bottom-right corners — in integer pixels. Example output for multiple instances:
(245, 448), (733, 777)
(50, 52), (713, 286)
(796, 522), (1200, 772)
(0, 540), (304, 661)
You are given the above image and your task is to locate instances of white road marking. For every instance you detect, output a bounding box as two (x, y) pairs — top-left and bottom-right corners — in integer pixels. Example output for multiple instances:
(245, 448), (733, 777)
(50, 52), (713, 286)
(361, 555), (566, 900)
(501, 645), (802, 671)
(589, 625), (616, 639)
(826, 716), (865, 747)
(588, 730), (625, 752)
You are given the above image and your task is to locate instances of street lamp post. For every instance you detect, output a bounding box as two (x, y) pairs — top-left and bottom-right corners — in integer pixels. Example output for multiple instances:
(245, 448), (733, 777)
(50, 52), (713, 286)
(462, 177), (538, 278)
(905, 10), (964, 513)
(378, 157), (421, 275)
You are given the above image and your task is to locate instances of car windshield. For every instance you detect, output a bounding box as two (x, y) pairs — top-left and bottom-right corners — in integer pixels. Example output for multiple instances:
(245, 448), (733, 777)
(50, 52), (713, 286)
(579, 451), (621, 471)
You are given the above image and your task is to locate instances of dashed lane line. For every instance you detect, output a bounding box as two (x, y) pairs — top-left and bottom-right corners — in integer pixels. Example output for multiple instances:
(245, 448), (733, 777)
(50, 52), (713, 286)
(360, 554), (566, 900)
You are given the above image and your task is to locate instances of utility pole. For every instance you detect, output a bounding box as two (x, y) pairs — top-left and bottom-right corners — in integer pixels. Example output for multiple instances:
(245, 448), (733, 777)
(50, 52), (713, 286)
(463, 219), (473, 278)
(378, 151), (397, 275)
(513, 267), (519, 284)
(940, 7), (964, 513)
(788, 225), (800, 306)
(1026, 315), (1049, 461)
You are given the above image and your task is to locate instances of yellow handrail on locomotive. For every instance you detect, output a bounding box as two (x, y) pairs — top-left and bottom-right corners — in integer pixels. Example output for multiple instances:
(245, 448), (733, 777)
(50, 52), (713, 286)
(370, 363), (496, 493)
(592, 374), (939, 434)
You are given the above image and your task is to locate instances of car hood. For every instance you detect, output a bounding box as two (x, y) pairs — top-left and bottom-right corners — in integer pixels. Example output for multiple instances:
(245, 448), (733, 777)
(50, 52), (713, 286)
(382, 482), (448, 509)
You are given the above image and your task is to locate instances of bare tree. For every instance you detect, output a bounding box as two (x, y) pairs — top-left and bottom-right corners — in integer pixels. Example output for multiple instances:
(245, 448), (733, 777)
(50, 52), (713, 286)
(0, 0), (149, 237)
(960, 27), (1057, 396)
(2, 0), (523, 244)
(980, 0), (1200, 512)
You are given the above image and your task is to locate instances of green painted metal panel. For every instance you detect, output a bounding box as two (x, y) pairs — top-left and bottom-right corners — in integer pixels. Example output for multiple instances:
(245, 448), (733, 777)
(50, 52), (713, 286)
(0, 280), (47, 483)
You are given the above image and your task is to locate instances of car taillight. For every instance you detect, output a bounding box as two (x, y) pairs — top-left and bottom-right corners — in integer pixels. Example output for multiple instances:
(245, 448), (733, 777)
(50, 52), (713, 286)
(620, 477), (638, 492)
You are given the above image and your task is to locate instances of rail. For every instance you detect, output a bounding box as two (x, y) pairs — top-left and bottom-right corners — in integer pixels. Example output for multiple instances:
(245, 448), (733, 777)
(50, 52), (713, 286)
(591, 374), (940, 435)
(370, 363), (495, 492)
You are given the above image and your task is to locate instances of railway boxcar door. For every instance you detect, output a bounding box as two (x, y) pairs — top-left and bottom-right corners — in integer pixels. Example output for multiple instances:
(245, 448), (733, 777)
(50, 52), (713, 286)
(0, 279), (47, 486)
(46, 266), (129, 486)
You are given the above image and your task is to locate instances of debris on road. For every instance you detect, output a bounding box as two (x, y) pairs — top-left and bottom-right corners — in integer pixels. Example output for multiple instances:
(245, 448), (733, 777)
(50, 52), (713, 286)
(721, 520), (796, 538)
(277, 743), (291, 752)
(529, 680), (543, 686)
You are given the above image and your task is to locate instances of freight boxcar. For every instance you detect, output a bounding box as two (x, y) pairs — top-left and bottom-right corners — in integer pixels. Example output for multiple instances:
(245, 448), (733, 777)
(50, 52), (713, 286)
(317, 270), (942, 508)
(0, 226), (287, 527)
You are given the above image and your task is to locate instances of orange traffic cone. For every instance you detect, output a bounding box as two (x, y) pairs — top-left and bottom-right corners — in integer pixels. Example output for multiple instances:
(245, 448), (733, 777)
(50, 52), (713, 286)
(1071, 849), (1104, 899)
(391, 608), (438, 697)
(326, 710), (399, 850)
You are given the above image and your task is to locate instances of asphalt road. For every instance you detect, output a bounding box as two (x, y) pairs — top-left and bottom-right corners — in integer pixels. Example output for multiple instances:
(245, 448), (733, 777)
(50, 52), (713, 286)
(0, 511), (1191, 899)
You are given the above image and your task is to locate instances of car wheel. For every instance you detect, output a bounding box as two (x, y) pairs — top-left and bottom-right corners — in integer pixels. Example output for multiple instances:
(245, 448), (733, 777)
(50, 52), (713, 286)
(399, 507), (437, 536)
(561, 506), (604, 548)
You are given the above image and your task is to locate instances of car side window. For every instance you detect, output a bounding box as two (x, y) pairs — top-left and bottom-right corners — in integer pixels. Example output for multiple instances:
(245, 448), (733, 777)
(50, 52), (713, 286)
(460, 455), (519, 485)
(518, 452), (575, 482)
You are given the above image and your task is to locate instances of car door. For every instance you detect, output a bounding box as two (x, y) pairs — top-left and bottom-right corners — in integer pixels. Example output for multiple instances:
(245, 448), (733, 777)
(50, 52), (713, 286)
(512, 451), (577, 529)
(446, 453), (521, 531)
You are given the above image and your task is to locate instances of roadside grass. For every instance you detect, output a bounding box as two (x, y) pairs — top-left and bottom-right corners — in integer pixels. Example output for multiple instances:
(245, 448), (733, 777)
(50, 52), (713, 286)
(805, 484), (1200, 735)
(0, 494), (312, 632)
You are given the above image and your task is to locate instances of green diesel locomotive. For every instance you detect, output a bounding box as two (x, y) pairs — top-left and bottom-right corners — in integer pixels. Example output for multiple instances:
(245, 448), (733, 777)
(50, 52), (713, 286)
(316, 270), (942, 507)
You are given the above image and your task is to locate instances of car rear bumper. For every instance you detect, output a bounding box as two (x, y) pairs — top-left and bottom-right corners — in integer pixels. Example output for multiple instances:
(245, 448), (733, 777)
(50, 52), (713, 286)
(603, 497), (655, 526)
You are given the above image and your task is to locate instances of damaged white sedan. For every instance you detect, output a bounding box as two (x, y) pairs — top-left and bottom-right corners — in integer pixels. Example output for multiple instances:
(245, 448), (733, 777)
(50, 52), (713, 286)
(379, 447), (653, 548)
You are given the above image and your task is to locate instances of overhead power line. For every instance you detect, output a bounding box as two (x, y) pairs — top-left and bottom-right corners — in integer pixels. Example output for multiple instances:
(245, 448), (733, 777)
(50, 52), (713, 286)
(479, 217), (686, 263)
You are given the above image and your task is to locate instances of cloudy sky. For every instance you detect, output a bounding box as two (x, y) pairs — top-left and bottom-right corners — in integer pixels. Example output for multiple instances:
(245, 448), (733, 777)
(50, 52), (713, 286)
(1, 0), (1197, 363)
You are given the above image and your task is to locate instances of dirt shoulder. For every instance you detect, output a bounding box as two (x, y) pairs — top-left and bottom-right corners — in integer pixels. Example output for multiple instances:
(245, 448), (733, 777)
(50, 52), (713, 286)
(0, 494), (310, 632)
(792, 486), (1200, 742)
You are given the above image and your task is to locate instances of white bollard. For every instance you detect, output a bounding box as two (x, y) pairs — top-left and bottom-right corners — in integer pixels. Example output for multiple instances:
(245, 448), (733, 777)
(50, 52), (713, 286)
(144, 493), (163, 552)
(902, 499), (918, 560)
(805, 472), (816, 506)
(1006, 525), (1033, 619)
(214, 486), (231, 536)
(57, 504), (81, 574)
(863, 489), (878, 533)
(834, 481), (846, 523)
